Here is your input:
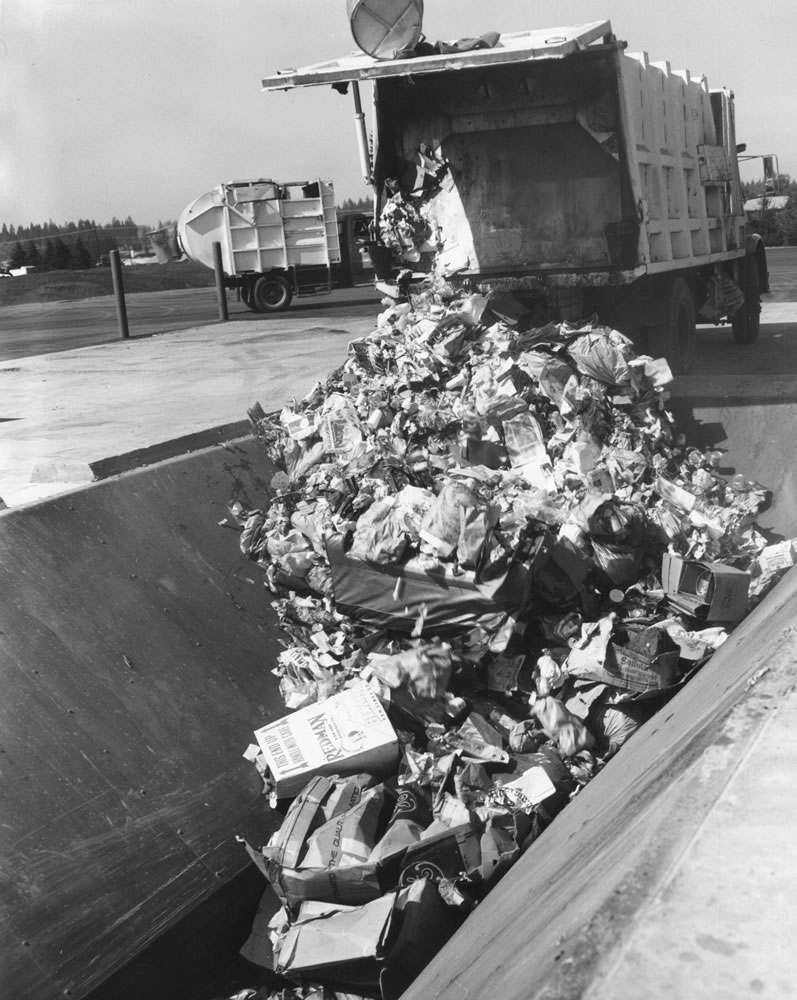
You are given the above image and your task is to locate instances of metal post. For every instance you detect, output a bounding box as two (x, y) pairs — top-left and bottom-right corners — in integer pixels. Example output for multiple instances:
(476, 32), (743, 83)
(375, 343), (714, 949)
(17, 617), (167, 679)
(212, 241), (229, 321)
(351, 81), (372, 185)
(109, 249), (130, 339)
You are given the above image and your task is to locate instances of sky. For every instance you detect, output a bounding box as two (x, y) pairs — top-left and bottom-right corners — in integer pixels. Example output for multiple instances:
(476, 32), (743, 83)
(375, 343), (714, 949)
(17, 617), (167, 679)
(1, 0), (795, 228)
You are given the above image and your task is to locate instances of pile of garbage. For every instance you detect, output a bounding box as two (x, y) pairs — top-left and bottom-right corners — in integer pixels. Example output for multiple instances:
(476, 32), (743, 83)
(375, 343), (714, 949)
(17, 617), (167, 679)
(226, 276), (794, 999)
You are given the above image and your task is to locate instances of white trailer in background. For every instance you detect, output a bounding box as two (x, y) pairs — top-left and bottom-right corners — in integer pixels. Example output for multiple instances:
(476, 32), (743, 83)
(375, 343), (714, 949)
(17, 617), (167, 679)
(262, 19), (767, 371)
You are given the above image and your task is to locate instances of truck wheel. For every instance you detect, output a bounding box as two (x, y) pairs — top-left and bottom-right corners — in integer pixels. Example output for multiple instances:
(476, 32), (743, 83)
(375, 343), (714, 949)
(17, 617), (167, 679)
(252, 275), (293, 313)
(662, 277), (696, 375)
(731, 258), (760, 344)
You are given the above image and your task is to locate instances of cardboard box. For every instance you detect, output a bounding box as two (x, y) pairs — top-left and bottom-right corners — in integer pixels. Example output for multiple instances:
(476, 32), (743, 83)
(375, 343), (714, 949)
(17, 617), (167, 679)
(662, 553), (750, 623)
(603, 640), (681, 694)
(567, 622), (681, 694)
(254, 682), (400, 798)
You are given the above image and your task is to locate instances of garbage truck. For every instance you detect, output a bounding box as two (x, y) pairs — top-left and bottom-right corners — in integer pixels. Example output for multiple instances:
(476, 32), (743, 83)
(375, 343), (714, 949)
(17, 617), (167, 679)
(176, 178), (373, 312)
(262, 19), (767, 372)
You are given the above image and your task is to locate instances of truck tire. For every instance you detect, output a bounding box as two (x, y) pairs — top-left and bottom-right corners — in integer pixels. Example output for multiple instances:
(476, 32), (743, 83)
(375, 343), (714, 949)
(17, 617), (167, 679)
(662, 276), (696, 375)
(731, 258), (761, 344)
(252, 274), (293, 313)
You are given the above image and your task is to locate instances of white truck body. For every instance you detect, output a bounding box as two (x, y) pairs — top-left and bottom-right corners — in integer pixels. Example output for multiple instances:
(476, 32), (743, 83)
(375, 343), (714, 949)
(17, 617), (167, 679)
(262, 20), (766, 369)
(176, 178), (374, 313)
(177, 178), (340, 275)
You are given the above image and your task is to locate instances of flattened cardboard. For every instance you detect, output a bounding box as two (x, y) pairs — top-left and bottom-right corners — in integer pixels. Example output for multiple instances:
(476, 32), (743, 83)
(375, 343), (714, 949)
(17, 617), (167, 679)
(254, 682), (399, 798)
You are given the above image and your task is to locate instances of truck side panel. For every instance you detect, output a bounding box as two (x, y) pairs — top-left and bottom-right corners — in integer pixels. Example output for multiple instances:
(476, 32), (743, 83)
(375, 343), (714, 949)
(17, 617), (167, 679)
(177, 179), (341, 275)
(617, 52), (746, 269)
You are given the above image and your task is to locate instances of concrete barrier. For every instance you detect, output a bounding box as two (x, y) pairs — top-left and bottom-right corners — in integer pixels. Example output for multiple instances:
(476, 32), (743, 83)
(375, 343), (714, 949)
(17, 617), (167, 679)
(0, 437), (284, 1000)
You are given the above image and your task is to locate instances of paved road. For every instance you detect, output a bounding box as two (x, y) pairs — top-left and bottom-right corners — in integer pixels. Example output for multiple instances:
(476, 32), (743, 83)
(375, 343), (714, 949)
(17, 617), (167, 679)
(0, 247), (794, 363)
(0, 284), (384, 361)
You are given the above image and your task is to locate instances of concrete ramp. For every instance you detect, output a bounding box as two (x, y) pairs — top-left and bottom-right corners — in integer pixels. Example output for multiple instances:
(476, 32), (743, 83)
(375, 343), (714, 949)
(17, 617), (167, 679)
(0, 438), (285, 1000)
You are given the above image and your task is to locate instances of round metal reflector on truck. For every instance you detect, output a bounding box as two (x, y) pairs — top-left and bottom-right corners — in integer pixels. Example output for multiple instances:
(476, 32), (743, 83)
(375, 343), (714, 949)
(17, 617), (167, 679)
(347, 0), (424, 60)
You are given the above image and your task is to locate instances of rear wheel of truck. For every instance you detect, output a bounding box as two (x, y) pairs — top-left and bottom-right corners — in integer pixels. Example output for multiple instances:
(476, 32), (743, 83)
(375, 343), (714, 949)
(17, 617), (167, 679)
(252, 274), (293, 313)
(661, 276), (696, 375)
(731, 257), (761, 344)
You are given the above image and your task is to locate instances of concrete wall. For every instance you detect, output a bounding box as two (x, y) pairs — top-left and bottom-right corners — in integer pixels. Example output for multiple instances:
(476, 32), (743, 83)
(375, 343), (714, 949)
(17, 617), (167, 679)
(0, 438), (284, 1000)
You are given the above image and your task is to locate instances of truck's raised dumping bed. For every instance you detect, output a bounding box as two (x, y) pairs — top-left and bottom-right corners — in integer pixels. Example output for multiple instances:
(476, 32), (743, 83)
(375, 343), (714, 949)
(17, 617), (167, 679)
(264, 20), (747, 281)
(0, 438), (286, 1000)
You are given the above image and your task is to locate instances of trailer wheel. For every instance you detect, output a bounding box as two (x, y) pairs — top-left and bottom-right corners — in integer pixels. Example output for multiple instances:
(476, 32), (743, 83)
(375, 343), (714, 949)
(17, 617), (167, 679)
(251, 274), (293, 313)
(731, 258), (761, 344)
(662, 277), (696, 375)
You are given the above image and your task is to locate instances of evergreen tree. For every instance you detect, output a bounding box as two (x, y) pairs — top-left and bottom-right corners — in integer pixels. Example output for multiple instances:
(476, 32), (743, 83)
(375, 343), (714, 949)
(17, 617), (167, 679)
(42, 238), (56, 270)
(28, 242), (42, 269)
(9, 241), (28, 268)
(52, 236), (71, 270)
(71, 236), (92, 269)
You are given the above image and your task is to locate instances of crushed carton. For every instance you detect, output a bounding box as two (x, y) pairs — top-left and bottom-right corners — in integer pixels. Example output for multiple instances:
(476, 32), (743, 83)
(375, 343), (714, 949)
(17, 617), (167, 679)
(254, 681), (400, 798)
(662, 553), (751, 623)
(265, 778), (397, 908)
(273, 878), (462, 997)
(604, 626), (682, 694)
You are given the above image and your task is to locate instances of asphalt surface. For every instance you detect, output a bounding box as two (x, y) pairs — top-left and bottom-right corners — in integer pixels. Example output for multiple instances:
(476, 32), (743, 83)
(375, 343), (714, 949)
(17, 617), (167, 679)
(0, 311), (380, 506)
(0, 283), (384, 360)
(0, 248), (795, 512)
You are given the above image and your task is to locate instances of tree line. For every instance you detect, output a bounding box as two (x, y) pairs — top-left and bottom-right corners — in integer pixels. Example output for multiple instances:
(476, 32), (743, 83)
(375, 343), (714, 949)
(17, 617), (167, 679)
(1, 203), (371, 271)
(0, 217), (161, 271)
